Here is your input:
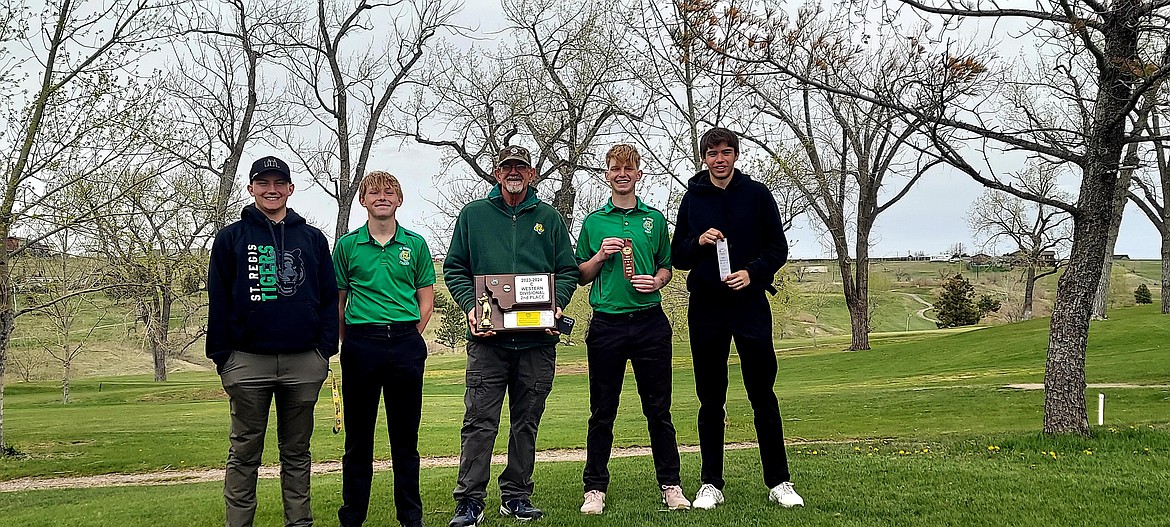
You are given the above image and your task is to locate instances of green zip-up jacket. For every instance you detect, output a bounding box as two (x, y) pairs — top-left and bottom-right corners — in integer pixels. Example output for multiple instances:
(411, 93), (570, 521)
(443, 184), (579, 349)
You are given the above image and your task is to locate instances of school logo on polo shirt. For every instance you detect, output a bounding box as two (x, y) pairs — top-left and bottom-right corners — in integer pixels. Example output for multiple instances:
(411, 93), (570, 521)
(642, 216), (654, 234)
(534, 223), (545, 235)
(398, 246), (412, 266)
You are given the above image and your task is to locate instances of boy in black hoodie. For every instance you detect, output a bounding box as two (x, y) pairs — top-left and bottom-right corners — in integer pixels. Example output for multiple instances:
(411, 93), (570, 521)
(670, 128), (804, 511)
(207, 155), (339, 527)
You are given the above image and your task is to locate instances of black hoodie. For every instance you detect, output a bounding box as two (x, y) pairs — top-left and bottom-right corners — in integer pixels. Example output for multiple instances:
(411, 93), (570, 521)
(670, 168), (788, 298)
(206, 204), (339, 371)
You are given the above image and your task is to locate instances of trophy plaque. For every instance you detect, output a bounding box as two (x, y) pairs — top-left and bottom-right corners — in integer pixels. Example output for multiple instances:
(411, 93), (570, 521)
(473, 273), (557, 331)
(620, 238), (635, 279)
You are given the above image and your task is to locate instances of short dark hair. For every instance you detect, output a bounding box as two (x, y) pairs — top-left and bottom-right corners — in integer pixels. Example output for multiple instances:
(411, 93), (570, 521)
(700, 127), (739, 156)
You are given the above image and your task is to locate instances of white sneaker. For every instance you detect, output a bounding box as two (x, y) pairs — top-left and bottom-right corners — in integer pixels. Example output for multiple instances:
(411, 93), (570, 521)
(692, 483), (724, 510)
(768, 481), (804, 507)
(580, 489), (606, 515)
(661, 485), (691, 510)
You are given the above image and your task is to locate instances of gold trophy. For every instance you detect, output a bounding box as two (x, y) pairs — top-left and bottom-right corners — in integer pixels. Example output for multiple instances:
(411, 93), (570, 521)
(478, 292), (494, 329)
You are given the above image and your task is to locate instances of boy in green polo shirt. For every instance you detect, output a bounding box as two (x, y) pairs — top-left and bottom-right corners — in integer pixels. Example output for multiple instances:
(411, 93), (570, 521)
(575, 144), (690, 514)
(332, 171), (435, 527)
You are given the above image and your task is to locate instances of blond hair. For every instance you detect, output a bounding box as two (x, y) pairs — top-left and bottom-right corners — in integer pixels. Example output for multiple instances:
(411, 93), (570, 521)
(359, 171), (403, 201)
(605, 144), (641, 170)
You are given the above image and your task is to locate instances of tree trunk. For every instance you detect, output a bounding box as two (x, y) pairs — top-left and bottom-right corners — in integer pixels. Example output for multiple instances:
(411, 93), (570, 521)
(61, 359), (70, 404)
(1022, 265), (1036, 320)
(837, 256), (870, 351)
(0, 251), (12, 452)
(334, 186), (355, 241)
(551, 167), (577, 231)
(150, 291), (170, 382)
(1044, 215), (1102, 436)
(847, 286), (869, 350)
(1162, 237), (1169, 314)
(214, 157), (243, 232)
(1043, 3), (1139, 436)
(152, 338), (168, 382)
(1089, 173), (1129, 319)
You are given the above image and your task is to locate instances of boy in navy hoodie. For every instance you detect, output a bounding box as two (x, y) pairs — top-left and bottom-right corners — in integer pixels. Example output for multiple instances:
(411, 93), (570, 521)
(207, 155), (339, 527)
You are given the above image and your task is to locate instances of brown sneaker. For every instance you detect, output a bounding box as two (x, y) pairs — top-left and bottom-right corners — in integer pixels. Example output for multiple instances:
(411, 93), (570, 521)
(580, 490), (606, 515)
(661, 485), (691, 510)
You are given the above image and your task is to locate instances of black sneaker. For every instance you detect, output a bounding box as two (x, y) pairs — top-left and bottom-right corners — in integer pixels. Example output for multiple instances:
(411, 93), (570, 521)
(449, 498), (485, 527)
(499, 498), (544, 521)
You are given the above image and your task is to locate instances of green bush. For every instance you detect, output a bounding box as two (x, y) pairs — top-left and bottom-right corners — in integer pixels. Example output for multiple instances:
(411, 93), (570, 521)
(433, 291), (466, 351)
(934, 274), (1001, 328)
(1134, 284), (1153, 304)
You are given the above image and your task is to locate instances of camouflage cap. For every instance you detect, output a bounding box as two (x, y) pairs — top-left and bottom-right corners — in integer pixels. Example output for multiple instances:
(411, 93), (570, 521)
(496, 145), (532, 168)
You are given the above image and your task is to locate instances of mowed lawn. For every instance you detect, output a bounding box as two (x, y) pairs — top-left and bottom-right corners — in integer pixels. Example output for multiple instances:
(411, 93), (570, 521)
(1, 305), (1168, 525)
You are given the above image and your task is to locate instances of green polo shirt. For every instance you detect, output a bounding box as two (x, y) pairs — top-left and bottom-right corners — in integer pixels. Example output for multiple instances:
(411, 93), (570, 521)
(333, 223), (435, 325)
(576, 197), (671, 314)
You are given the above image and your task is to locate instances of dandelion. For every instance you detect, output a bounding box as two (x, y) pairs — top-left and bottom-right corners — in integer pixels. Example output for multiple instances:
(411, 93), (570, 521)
(922, 448), (929, 454)
(987, 445), (1000, 452)
(1083, 449), (1093, 455)
(811, 450), (819, 455)
(1049, 451), (1058, 460)
(854, 447), (862, 452)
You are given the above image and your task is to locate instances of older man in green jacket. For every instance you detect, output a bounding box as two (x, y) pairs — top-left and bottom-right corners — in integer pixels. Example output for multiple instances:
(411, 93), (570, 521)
(443, 145), (579, 527)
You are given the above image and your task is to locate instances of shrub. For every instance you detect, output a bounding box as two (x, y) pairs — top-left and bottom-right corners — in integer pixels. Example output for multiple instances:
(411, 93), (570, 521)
(934, 274), (1001, 328)
(433, 291), (466, 351)
(1135, 284), (1153, 305)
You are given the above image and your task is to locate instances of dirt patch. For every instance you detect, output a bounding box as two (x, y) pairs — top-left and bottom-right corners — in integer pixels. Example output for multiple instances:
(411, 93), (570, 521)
(1, 441), (849, 493)
(1004, 383), (1170, 390)
(555, 362), (589, 375)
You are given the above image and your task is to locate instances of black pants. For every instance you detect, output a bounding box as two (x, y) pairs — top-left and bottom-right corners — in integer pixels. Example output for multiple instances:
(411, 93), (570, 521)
(583, 306), (681, 492)
(688, 292), (791, 489)
(338, 323), (427, 526)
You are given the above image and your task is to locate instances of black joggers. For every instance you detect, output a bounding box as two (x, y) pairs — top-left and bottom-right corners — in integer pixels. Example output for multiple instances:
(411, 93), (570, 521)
(688, 292), (791, 489)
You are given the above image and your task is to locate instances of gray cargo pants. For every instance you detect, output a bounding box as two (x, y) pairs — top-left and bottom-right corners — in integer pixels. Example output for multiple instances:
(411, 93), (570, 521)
(452, 341), (556, 502)
(220, 350), (329, 527)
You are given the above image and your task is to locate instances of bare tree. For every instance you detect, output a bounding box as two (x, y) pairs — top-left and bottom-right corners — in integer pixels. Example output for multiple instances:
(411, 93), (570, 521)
(619, 0), (746, 188)
(29, 228), (107, 404)
(1129, 96), (1170, 314)
(75, 158), (216, 381)
(0, 0), (169, 451)
(166, 0), (298, 231)
(392, 42), (522, 243)
(715, 7), (947, 350)
(893, 0), (1169, 434)
(280, 0), (457, 239)
(705, 0), (1170, 434)
(398, 0), (636, 229)
(1089, 83), (1161, 319)
(969, 163), (1073, 320)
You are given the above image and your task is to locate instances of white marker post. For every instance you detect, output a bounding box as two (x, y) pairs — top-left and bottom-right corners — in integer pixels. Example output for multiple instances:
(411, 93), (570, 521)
(1098, 393), (1105, 426)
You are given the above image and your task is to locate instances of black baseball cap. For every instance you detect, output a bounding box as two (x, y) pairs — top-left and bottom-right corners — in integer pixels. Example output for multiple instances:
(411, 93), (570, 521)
(249, 156), (291, 181)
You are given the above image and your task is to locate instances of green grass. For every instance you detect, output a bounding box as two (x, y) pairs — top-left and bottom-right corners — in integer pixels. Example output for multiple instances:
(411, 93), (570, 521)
(1, 287), (1167, 524)
(3, 428), (1169, 526)
(3, 305), (1168, 481)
